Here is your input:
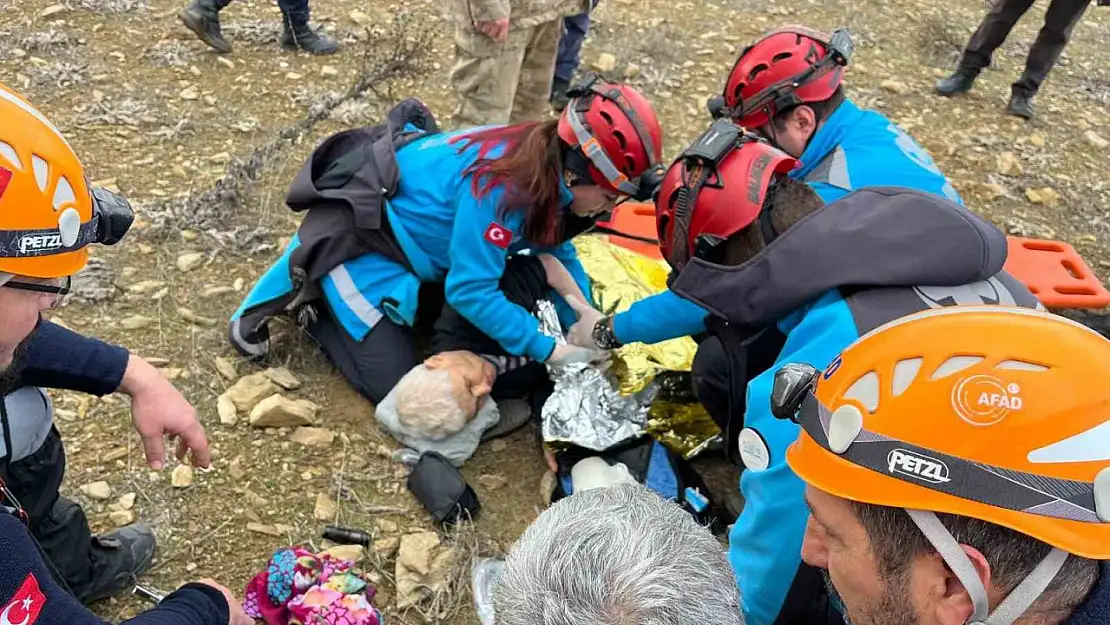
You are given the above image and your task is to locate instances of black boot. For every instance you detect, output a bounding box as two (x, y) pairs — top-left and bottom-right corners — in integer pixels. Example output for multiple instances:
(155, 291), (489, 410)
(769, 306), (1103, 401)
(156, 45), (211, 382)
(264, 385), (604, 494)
(1006, 91), (1035, 120)
(550, 77), (571, 112)
(934, 68), (979, 97)
(75, 524), (157, 604)
(280, 12), (339, 55)
(179, 0), (231, 54)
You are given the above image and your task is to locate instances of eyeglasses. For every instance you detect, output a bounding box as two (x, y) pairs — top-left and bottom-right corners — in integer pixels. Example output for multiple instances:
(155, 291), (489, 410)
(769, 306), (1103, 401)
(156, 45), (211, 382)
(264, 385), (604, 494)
(2, 275), (71, 309)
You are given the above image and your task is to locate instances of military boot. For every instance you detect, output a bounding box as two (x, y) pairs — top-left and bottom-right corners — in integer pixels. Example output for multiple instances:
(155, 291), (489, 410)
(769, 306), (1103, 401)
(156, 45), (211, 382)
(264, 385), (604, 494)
(280, 12), (339, 55)
(1006, 91), (1035, 120)
(75, 524), (157, 604)
(179, 0), (231, 54)
(934, 68), (979, 97)
(550, 77), (571, 112)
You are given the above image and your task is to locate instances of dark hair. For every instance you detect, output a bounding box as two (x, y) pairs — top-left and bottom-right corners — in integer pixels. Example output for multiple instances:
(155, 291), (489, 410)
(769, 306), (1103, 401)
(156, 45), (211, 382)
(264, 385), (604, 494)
(771, 86), (845, 132)
(851, 501), (1099, 619)
(718, 176), (825, 266)
(451, 121), (565, 247)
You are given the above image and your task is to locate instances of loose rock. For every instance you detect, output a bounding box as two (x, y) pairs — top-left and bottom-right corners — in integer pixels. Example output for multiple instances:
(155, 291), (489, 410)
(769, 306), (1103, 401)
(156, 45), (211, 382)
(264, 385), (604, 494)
(179, 87), (199, 101)
(996, 152), (1023, 177)
(247, 523), (282, 537)
(223, 372), (279, 412)
(176, 252), (204, 272)
(879, 79), (909, 95)
(171, 464), (195, 488)
(127, 280), (166, 294)
(1025, 187), (1060, 208)
(290, 426), (334, 447)
(217, 394), (238, 426)
(349, 9), (371, 25)
(321, 65), (339, 77)
(1085, 131), (1109, 150)
(314, 492), (338, 521)
(121, 315), (154, 330)
(81, 481), (113, 501)
(178, 308), (217, 327)
(593, 52), (617, 73)
(396, 532), (456, 609)
(109, 510), (135, 527)
(118, 493), (137, 511)
(41, 3), (67, 16)
(374, 537), (400, 559)
(263, 366), (301, 390)
(213, 357), (238, 381)
(1029, 131), (1045, 148)
(324, 544), (365, 562)
(478, 474), (508, 490)
(249, 395), (319, 428)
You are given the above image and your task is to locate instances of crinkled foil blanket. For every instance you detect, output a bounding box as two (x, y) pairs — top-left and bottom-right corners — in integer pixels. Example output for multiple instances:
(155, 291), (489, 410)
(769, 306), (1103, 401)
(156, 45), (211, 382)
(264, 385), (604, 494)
(538, 235), (721, 456)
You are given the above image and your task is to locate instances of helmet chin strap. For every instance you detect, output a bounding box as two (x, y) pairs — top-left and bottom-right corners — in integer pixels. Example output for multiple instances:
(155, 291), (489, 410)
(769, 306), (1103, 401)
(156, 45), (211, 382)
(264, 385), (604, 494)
(905, 509), (1070, 625)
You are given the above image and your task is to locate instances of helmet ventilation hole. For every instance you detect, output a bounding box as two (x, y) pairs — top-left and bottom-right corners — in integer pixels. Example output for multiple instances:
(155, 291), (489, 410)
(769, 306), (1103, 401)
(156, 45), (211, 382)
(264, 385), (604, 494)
(892, 357), (923, 397)
(31, 153), (49, 192)
(0, 141), (21, 170)
(929, 355), (985, 381)
(843, 370), (880, 413)
(1095, 468), (1110, 523)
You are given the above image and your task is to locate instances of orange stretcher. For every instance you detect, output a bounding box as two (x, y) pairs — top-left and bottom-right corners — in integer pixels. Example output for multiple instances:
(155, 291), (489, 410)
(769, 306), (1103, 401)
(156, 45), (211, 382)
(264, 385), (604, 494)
(597, 204), (1110, 310)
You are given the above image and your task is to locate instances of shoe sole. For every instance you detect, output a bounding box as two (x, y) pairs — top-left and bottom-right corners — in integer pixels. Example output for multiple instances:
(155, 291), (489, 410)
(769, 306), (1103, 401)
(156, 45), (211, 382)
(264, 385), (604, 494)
(179, 10), (232, 54)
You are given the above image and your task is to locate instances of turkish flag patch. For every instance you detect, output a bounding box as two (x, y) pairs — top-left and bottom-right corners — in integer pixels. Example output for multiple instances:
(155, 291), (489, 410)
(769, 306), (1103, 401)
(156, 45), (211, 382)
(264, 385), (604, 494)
(2, 574), (46, 625)
(483, 222), (512, 250)
(0, 167), (12, 202)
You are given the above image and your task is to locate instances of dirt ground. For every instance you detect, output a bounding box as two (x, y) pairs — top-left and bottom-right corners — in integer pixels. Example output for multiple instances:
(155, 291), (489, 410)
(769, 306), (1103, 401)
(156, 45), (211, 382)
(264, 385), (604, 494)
(1, 0), (1107, 621)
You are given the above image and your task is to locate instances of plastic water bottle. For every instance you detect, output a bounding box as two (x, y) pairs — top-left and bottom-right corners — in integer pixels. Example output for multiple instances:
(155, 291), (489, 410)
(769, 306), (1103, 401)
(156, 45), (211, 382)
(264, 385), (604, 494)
(472, 558), (504, 625)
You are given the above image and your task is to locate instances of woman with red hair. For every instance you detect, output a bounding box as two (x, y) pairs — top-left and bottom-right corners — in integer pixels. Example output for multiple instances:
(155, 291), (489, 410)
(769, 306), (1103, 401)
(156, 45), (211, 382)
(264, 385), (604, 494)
(232, 78), (663, 404)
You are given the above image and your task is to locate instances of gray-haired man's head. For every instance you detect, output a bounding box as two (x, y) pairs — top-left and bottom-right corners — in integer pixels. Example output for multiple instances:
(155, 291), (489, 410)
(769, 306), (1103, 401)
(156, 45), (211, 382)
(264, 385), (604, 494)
(493, 482), (744, 625)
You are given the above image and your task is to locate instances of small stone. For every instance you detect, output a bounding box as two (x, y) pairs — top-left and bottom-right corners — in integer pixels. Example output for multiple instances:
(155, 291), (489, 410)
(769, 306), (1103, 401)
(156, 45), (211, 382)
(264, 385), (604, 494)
(623, 63), (641, 79)
(176, 252), (204, 272)
(229, 456), (245, 480)
(233, 277), (245, 291)
(996, 151), (1023, 177)
(348, 9), (371, 25)
(41, 3), (67, 16)
(80, 481), (112, 501)
(109, 509), (135, 527)
(121, 315), (154, 330)
(374, 537), (400, 559)
(491, 439), (508, 453)
(223, 372), (279, 412)
(314, 492), (338, 521)
(263, 367), (301, 390)
(127, 280), (166, 294)
(285, 72), (303, 80)
(1025, 187), (1060, 208)
(249, 395), (319, 428)
(104, 447), (129, 463)
(213, 357), (238, 381)
(171, 464), (194, 488)
(178, 307), (217, 327)
(202, 286), (235, 297)
(980, 183), (1006, 201)
(321, 65), (339, 77)
(189, 65), (202, 76)
(118, 493), (137, 510)
(879, 79), (910, 95)
(396, 532), (454, 609)
(203, 95), (218, 106)
(179, 87), (199, 101)
(1029, 131), (1045, 148)
(247, 522), (282, 537)
(185, 562), (198, 573)
(324, 544), (365, 562)
(377, 519), (399, 534)
(290, 427), (335, 447)
(478, 474), (508, 490)
(1085, 131), (1109, 150)
(217, 57), (235, 69)
(217, 394), (238, 426)
(594, 52), (617, 73)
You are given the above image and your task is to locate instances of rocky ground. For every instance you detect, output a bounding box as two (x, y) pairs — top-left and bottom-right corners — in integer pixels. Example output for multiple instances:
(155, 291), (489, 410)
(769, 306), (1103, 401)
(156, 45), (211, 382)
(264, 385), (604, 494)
(1, 0), (1107, 622)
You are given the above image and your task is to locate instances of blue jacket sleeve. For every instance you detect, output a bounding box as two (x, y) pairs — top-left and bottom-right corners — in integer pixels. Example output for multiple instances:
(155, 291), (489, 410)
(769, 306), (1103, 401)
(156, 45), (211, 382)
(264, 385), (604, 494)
(729, 292), (862, 625)
(0, 512), (228, 625)
(445, 187), (557, 362)
(18, 321), (130, 396)
(611, 289), (709, 345)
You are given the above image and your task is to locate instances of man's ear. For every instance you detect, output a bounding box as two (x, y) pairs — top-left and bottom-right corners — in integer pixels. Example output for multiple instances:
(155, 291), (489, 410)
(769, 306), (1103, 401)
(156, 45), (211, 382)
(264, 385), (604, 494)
(425, 354), (447, 369)
(471, 381), (492, 398)
(926, 544), (992, 625)
(792, 105), (819, 137)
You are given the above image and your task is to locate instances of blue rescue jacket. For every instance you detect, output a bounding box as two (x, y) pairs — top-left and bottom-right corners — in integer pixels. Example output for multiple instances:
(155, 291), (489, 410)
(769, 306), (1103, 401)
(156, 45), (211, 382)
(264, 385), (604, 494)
(670, 187), (1033, 625)
(611, 98), (961, 347)
(232, 127), (591, 363)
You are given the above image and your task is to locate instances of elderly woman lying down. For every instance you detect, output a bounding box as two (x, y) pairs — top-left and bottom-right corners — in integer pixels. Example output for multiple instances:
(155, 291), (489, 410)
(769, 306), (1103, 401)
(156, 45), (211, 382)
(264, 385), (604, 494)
(375, 253), (598, 465)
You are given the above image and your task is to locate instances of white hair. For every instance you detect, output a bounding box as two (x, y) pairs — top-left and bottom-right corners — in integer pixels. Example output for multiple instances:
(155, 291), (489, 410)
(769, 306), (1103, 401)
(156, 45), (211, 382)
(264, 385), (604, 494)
(493, 483), (744, 625)
(392, 364), (471, 440)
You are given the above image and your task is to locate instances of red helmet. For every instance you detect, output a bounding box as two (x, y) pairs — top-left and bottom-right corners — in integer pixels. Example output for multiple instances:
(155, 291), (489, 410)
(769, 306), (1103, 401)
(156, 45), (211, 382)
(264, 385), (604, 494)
(558, 76), (664, 198)
(718, 26), (852, 128)
(656, 120), (798, 270)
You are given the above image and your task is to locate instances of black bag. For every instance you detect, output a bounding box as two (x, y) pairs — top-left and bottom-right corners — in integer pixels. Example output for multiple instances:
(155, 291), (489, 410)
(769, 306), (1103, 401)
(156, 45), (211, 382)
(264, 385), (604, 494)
(407, 452), (481, 526)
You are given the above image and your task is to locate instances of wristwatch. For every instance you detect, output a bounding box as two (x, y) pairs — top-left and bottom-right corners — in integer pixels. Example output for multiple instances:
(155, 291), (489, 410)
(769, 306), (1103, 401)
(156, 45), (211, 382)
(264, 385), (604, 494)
(591, 316), (623, 350)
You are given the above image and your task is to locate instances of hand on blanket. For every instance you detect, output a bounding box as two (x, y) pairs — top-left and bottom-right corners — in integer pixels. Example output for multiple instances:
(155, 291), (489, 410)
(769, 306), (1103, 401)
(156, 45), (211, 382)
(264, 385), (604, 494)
(565, 294), (606, 350)
(547, 343), (607, 367)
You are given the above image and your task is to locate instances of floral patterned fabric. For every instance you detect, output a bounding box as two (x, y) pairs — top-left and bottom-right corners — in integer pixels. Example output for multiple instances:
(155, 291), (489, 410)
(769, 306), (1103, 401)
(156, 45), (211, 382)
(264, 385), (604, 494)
(243, 547), (382, 625)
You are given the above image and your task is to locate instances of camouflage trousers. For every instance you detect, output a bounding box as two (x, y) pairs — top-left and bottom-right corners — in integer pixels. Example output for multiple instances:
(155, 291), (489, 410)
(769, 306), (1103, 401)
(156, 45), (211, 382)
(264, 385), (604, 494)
(449, 19), (561, 126)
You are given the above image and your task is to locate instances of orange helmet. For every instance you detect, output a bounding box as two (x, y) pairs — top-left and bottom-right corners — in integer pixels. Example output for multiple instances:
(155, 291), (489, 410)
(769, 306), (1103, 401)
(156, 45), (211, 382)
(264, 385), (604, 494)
(0, 81), (98, 279)
(781, 306), (1110, 559)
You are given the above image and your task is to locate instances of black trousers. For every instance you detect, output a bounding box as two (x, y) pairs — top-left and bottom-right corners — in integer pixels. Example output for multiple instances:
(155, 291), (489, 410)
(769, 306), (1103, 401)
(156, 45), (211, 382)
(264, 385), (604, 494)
(960, 0), (1091, 96)
(307, 256), (552, 405)
(1, 429), (96, 598)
